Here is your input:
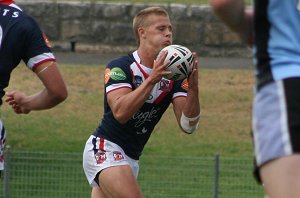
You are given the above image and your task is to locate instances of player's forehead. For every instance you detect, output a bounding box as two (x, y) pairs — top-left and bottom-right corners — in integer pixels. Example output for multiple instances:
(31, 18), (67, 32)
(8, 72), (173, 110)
(146, 14), (171, 27)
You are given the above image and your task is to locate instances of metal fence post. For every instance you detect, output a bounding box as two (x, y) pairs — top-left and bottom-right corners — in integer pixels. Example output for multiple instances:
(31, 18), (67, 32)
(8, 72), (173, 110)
(4, 145), (10, 198)
(213, 154), (220, 198)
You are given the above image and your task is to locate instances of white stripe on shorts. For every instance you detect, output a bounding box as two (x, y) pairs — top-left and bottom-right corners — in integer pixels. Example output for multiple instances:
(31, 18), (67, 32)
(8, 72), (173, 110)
(253, 80), (292, 166)
(278, 81), (292, 156)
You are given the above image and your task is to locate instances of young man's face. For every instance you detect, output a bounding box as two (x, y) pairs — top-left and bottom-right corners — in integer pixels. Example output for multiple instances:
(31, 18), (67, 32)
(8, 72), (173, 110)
(140, 14), (173, 52)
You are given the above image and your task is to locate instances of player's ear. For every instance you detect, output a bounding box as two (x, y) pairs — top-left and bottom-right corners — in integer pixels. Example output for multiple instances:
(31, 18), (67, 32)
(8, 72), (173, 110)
(138, 27), (146, 39)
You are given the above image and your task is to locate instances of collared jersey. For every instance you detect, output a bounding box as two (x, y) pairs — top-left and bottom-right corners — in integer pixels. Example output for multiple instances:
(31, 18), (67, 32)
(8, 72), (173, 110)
(0, 3), (55, 105)
(94, 51), (188, 160)
(253, 0), (300, 89)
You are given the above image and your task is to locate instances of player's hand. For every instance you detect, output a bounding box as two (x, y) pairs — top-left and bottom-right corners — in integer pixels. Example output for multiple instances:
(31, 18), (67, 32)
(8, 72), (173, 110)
(148, 51), (171, 84)
(187, 52), (199, 90)
(5, 91), (31, 114)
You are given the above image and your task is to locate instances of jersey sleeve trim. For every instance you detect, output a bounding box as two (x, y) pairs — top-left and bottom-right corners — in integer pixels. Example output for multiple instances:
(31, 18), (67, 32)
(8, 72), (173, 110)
(27, 52), (56, 70)
(172, 93), (187, 100)
(106, 83), (132, 94)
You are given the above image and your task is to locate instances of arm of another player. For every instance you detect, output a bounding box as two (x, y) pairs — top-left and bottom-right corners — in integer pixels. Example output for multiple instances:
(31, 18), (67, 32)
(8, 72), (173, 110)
(210, 0), (253, 46)
(173, 52), (200, 134)
(5, 61), (68, 114)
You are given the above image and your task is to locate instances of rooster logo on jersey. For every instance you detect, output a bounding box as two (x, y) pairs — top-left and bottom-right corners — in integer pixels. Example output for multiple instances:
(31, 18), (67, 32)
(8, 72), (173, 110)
(159, 79), (172, 92)
(133, 75), (143, 88)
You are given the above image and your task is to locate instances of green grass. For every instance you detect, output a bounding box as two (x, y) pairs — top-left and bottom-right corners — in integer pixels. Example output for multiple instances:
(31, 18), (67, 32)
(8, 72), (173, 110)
(2, 63), (254, 158)
(1, 63), (261, 197)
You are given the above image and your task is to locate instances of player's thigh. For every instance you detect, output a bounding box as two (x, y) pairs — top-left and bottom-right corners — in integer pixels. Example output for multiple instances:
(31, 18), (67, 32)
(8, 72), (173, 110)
(99, 165), (143, 198)
(260, 154), (300, 198)
(91, 186), (107, 198)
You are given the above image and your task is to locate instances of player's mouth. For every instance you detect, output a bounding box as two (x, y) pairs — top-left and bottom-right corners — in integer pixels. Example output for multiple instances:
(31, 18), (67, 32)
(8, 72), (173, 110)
(163, 40), (171, 46)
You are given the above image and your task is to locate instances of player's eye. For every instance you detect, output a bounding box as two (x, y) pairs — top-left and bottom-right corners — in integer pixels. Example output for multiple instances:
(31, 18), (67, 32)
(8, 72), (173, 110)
(158, 27), (165, 31)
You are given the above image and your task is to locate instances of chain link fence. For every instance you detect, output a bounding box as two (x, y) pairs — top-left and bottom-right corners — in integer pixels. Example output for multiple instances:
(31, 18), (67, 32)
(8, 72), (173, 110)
(1, 146), (264, 198)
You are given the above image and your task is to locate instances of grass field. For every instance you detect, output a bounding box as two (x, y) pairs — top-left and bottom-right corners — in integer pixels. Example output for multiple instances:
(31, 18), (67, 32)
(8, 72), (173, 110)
(2, 62), (254, 158)
(1, 62), (263, 197)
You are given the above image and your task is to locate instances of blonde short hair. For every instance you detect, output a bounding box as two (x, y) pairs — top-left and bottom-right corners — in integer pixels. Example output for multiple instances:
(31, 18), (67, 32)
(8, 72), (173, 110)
(133, 7), (170, 45)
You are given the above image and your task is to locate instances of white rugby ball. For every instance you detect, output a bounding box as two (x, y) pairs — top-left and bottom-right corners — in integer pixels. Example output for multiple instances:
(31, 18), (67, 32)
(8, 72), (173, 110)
(157, 45), (194, 81)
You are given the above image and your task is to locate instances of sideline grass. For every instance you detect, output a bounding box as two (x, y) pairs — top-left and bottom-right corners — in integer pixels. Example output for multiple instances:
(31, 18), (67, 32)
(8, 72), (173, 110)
(2, 63), (254, 158)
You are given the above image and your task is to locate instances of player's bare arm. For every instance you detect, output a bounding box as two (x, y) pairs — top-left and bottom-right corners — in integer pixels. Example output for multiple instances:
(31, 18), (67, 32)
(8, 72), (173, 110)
(107, 51), (170, 124)
(179, 52), (200, 118)
(5, 61), (67, 114)
(186, 52), (199, 98)
(210, 0), (253, 46)
(173, 52), (200, 134)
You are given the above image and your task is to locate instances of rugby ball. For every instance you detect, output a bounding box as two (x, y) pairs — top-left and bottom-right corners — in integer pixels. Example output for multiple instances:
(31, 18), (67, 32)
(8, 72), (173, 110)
(157, 45), (194, 81)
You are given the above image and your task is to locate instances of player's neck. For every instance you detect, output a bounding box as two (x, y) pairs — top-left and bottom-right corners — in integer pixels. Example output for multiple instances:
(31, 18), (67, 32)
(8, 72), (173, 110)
(137, 47), (157, 69)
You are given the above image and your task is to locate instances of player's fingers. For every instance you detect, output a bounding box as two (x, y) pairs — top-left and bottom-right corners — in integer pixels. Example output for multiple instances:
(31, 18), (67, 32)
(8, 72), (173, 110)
(12, 104), (22, 113)
(162, 70), (172, 76)
(6, 98), (17, 105)
(5, 91), (15, 97)
(192, 52), (199, 69)
(8, 101), (17, 106)
(5, 97), (14, 103)
(188, 68), (198, 84)
(156, 50), (168, 65)
(154, 53), (170, 72)
(14, 109), (22, 114)
(162, 60), (170, 69)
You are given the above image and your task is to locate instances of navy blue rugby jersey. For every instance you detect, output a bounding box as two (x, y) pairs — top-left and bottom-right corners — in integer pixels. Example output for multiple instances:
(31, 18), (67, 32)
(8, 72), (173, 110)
(94, 51), (189, 160)
(253, 0), (300, 89)
(0, 3), (55, 105)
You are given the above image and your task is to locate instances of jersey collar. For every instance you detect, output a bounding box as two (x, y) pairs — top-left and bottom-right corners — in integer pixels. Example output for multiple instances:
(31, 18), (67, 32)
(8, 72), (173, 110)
(133, 51), (152, 78)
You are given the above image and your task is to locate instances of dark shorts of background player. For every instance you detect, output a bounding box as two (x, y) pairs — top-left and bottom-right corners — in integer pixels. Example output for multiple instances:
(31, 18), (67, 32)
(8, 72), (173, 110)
(0, 120), (6, 178)
(253, 77), (300, 184)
